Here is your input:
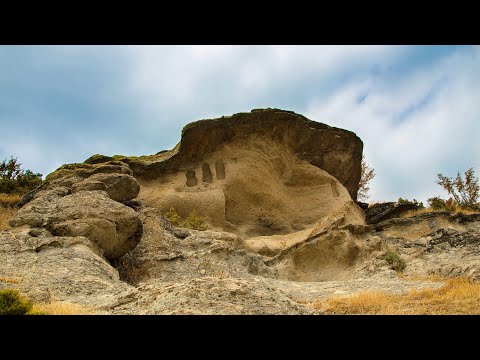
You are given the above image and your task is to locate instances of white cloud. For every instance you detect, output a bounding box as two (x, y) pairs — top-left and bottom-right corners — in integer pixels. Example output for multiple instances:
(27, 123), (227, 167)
(305, 46), (480, 204)
(2, 45), (478, 205)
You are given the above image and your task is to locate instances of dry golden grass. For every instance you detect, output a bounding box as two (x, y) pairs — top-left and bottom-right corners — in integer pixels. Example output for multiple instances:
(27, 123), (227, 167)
(0, 207), (16, 231)
(31, 302), (100, 315)
(401, 207), (479, 218)
(0, 276), (22, 284)
(315, 278), (480, 315)
(0, 193), (21, 208)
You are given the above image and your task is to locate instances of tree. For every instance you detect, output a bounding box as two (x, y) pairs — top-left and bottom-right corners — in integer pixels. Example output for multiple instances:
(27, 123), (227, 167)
(358, 155), (375, 201)
(434, 168), (479, 211)
(0, 156), (43, 195)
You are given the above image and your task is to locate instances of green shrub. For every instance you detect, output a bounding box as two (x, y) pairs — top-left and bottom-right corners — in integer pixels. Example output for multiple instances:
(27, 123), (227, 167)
(382, 243), (406, 272)
(427, 196), (458, 212)
(0, 289), (33, 315)
(164, 207), (208, 231)
(182, 211), (208, 231)
(164, 207), (182, 227)
(0, 156), (43, 195)
(398, 198), (424, 209)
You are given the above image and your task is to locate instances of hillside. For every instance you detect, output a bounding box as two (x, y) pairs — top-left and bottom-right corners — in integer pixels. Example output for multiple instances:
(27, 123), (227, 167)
(1, 108), (480, 314)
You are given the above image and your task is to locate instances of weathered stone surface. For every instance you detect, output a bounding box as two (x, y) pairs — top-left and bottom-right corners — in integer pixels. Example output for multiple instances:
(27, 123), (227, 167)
(111, 277), (314, 315)
(10, 190), (142, 260)
(112, 207), (272, 284)
(86, 173), (140, 202)
(370, 212), (480, 281)
(72, 180), (107, 193)
(19, 161), (134, 207)
(0, 229), (135, 308)
(136, 135), (361, 239)
(365, 201), (420, 224)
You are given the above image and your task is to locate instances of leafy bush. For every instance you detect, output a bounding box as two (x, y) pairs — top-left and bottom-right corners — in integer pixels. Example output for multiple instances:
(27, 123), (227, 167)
(434, 168), (480, 211)
(382, 243), (406, 272)
(164, 207), (182, 227)
(182, 210), (208, 231)
(0, 157), (43, 195)
(164, 207), (208, 231)
(398, 198), (424, 209)
(0, 289), (33, 315)
(427, 196), (458, 212)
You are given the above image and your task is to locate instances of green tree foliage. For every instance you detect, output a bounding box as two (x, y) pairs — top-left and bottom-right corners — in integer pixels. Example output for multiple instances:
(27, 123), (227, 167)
(0, 156), (43, 195)
(430, 168), (480, 211)
(358, 155), (375, 201)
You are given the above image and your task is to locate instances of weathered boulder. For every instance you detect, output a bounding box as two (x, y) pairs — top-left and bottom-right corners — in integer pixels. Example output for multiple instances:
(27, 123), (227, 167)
(0, 229), (135, 307)
(85, 173), (140, 202)
(72, 180), (107, 193)
(18, 161), (134, 207)
(10, 190), (142, 260)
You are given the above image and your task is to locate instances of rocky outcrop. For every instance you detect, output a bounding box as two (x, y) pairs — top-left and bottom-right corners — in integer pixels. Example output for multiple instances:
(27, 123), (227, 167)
(82, 109), (363, 239)
(365, 201), (421, 224)
(77, 173), (140, 202)
(18, 161), (134, 207)
(10, 190), (142, 260)
(10, 161), (143, 260)
(0, 228), (135, 307)
(371, 212), (480, 281)
(2, 108), (480, 315)
(93, 109), (363, 200)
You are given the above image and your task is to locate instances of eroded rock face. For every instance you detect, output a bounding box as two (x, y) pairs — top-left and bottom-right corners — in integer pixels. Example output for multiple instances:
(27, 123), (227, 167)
(10, 190), (142, 260)
(108, 109), (363, 199)
(81, 173), (140, 202)
(371, 212), (480, 281)
(365, 201), (421, 224)
(0, 229), (135, 307)
(10, 160), (143, 260)
(82, 109), (363, 238)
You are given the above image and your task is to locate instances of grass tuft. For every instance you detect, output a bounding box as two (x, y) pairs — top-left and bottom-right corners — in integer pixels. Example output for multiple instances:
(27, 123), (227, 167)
(314, 278), (480, 315)
(30, 302), (99, 315)
(0, 206), (16, 231)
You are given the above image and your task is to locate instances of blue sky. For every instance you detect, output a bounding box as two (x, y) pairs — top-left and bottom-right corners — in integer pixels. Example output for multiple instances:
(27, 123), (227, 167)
(1, 45), (479, 203)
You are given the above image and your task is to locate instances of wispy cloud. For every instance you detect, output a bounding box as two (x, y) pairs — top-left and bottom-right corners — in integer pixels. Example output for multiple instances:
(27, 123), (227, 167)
(306, 45), (480, 203)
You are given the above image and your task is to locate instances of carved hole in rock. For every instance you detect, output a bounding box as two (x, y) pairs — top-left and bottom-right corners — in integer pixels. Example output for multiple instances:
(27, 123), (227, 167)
(202, 163), (213, 183)
(186, 170), (197, 187)
(215, 160), (226, 180)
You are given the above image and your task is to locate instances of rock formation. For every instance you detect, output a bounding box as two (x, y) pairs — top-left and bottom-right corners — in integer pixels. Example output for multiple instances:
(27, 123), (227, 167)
(1, 108), (479, 314)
